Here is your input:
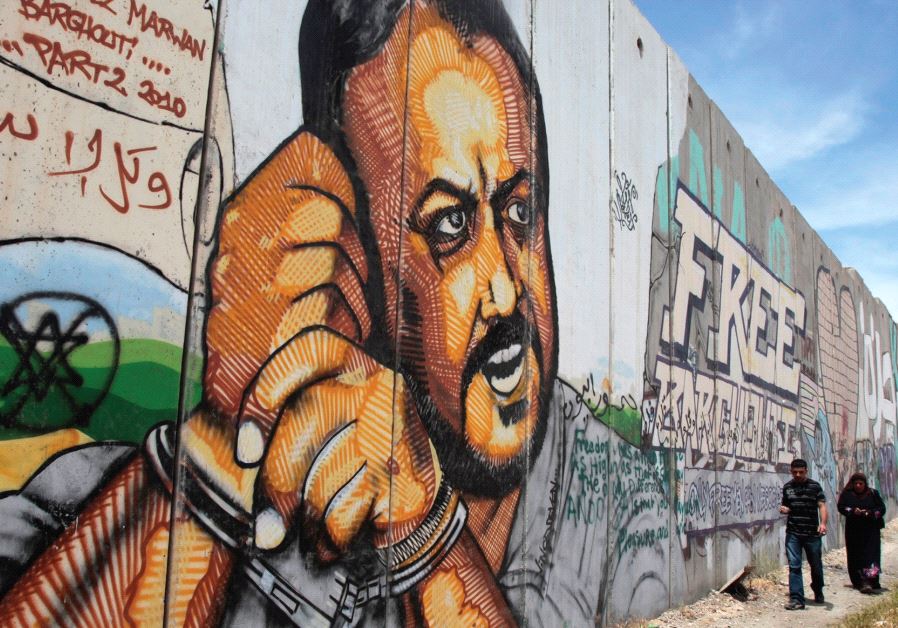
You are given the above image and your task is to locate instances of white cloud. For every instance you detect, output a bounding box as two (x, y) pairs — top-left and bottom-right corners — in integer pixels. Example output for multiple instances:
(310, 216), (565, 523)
(717, 2), (781, 60)
(734, 90), (869, 173)
(798, 156), (898, 231)
(697, 1), (873, 176)
(829, 231), (898, 274)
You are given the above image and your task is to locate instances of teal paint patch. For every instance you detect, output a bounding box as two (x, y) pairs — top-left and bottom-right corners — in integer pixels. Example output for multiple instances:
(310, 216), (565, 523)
(688, 129), (708, 205)
(731, 181), (746, 242)
(889, 321), (898, 399)
(654, 156), (679, 237)
(767, 216), (792, 284)
(712, 166), (724, 219)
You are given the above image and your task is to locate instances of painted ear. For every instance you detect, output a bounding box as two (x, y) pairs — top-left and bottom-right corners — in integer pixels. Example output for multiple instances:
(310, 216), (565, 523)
(204, 129), (371, 419)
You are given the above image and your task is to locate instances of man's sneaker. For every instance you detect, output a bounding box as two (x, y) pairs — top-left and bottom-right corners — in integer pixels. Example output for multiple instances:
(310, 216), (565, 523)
(813, 592), (825, 604)
(784, 600), (805, 610)
(860, 584), (874, 594)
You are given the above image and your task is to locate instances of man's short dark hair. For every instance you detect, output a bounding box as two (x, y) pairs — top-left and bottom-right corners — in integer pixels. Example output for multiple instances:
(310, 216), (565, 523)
(791, 459), (808, 469)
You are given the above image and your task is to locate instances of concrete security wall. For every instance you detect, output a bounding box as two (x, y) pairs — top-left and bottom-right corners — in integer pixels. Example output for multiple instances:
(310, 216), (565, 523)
(0, 0), (895, 625)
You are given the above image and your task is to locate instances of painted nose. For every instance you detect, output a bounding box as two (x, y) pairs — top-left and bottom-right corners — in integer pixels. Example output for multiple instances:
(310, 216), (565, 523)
(482, 265), (517, 319)
(479, 226), (520, 319)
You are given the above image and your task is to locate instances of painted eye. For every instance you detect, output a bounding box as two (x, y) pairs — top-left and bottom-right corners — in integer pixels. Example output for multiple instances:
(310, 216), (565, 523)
(435, 208), (466, 236)
(507, 200), (530, 225)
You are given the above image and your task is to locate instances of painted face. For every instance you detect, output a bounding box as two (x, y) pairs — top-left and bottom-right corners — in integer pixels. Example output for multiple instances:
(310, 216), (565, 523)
(342, 4), (557, 496)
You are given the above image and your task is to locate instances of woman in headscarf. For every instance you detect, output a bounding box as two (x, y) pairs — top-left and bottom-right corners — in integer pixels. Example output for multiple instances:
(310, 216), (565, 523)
(837, 472), (887, 593)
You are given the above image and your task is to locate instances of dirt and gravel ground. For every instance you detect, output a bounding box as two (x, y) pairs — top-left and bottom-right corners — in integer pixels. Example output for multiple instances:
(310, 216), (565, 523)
(640, 518), (898, 627)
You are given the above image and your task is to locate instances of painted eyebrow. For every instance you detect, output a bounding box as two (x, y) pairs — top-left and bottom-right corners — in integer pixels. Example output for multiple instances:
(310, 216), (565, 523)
(492, 169), (531, 204)
(490, 169), (533, 221)
(412, 179), (477, 221)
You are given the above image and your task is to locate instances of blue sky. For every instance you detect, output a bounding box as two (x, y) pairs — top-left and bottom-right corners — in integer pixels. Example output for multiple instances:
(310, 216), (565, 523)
(635, 0), (898, 318)
(0, 241), (186, 333)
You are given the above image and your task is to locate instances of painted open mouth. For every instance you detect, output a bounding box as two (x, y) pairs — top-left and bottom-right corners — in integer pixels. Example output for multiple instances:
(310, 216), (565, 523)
(462, 313), (533, 427)
(481, 342), (524, 397)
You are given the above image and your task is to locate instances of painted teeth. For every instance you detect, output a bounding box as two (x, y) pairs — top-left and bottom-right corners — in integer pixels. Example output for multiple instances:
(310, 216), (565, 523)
(487, 343), (522, 365)
(489, 362), (523, 395)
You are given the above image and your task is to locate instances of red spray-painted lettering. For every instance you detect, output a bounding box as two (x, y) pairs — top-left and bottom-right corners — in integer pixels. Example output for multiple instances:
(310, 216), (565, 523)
(128, 0), (206, 61)
(49, 128), (172, 213)
(0, 112), (39, 141)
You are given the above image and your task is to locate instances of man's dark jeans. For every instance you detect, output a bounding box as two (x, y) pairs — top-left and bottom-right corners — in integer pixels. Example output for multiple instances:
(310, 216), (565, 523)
(786, 532), (824, 603)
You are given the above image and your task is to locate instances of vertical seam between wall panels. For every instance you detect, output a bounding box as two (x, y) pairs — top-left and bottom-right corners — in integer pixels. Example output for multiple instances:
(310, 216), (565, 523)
(523, 0), (535, 622)
(665, 44), (675, 615)
(602, 0), (614, 624)
(162, 2), (226, 624)
(384, 0), (417, 608)
(708, 98), (720, 590)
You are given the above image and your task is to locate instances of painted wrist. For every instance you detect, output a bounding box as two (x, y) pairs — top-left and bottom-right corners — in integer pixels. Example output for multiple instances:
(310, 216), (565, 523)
(378, 478), (467, 595)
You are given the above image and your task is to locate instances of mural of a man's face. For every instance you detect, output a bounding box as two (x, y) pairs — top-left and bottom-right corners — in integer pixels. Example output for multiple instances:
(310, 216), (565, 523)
(341, 3), (557, 495)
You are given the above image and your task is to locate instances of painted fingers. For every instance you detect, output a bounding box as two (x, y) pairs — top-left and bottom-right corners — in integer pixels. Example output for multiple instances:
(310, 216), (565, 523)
(204, 131), (371, 418)
(209, 132), (438, 557)
(235, 331), (439, 555)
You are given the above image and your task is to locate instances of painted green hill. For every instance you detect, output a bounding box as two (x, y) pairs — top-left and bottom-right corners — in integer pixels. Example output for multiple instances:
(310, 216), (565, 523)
(70, 338), (186, 371)
(0, 338), (203, 442)
(585, 399), (642, 445)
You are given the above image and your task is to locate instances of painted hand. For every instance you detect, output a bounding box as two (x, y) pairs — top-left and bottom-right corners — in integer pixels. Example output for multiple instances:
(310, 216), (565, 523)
(203, 130), (373, 421)
(234, 330), (442, 556)
(188, 130), (440, 558)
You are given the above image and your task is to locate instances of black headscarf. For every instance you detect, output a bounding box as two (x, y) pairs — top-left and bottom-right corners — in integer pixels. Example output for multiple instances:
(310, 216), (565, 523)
(844, 471), (871, 496)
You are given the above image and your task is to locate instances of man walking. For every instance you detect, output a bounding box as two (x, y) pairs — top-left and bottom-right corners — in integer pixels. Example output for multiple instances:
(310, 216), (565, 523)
(780, 458), (828, 610)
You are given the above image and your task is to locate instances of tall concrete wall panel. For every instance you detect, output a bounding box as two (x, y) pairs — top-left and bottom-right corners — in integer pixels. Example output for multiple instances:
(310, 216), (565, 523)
(0, 0), (894, 624)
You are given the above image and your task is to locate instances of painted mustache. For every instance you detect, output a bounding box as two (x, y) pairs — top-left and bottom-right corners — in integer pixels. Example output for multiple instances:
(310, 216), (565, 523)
(462, 311), (540, 426)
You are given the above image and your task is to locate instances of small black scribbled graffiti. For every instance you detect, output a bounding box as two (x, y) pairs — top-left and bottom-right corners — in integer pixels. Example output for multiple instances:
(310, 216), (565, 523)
(611, 170), (638, 231)
(0, 292), (119, 430)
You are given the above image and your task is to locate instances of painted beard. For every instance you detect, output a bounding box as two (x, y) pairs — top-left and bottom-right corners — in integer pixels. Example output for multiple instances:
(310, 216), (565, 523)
(403, 310), (552, 498)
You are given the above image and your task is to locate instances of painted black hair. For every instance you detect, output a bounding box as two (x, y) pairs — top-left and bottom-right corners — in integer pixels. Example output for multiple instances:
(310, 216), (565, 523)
(298, 0), (407, 132)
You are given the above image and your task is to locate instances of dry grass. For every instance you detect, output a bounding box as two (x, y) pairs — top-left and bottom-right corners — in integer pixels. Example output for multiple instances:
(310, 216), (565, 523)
(608, 618), (652, 627)
(841, 587), (898, 627)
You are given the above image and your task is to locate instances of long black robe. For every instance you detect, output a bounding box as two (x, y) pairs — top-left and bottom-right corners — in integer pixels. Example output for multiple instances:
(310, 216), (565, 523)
(837, 487), (887, 588)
